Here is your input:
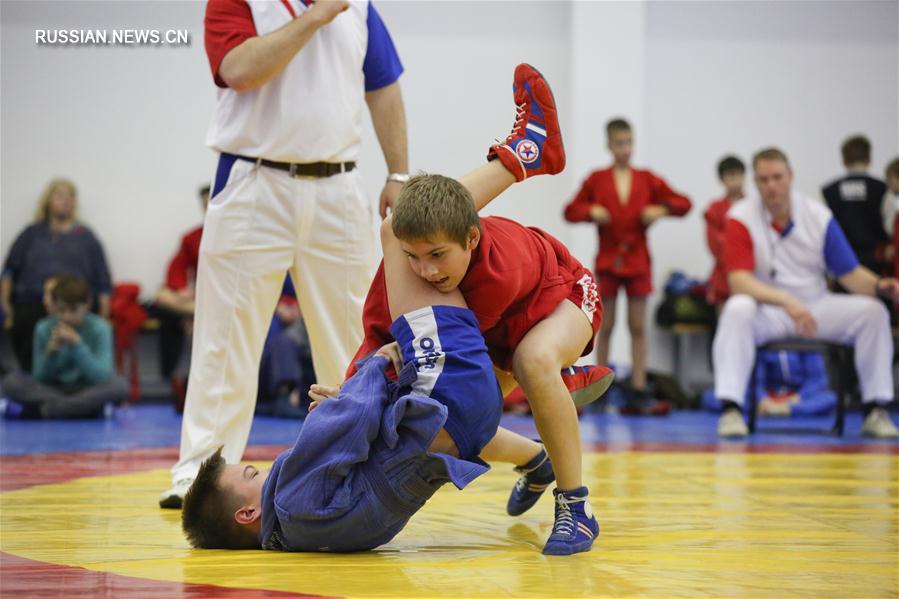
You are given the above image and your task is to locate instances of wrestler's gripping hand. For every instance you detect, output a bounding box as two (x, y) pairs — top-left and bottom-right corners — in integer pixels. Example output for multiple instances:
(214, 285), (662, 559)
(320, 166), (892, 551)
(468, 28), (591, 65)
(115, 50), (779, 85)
(374, 341), (403, 373)
(308, 383), (339, 412)
(307, 342), (403, 412)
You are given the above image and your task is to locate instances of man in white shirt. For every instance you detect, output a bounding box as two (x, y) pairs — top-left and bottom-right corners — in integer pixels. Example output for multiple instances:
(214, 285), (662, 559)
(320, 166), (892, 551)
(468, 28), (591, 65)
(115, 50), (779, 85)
(713, 147), (899, 439)
(161, 0), (409, 507)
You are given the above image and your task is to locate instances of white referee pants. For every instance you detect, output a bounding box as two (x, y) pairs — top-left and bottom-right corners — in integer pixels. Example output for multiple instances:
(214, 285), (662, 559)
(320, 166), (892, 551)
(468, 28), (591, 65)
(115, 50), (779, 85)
(713, 293), (893, 405)
(172, 158), (378, 480)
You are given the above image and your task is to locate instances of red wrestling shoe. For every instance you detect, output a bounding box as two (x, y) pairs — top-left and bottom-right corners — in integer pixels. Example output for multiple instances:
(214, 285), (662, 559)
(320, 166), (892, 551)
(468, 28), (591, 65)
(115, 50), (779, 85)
(488, 63), (565, 181)
(504, 365), (615, 410)
(562, 365), (615, 407)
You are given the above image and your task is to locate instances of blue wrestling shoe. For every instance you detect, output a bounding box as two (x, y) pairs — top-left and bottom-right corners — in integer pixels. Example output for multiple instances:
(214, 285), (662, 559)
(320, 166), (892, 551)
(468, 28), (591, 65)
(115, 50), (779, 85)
(506, 446), (555, 516)
(542, 486), (599, 556)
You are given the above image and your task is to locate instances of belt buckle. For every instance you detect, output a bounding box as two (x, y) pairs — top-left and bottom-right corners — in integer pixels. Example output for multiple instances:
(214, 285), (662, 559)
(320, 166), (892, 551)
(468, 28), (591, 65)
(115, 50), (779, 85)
(289, 163), (315, 180)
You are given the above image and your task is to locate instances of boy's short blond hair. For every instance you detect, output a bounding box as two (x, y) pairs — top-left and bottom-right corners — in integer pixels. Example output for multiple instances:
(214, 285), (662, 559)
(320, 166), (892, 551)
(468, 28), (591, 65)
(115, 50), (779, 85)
(391, 174), (480, 246)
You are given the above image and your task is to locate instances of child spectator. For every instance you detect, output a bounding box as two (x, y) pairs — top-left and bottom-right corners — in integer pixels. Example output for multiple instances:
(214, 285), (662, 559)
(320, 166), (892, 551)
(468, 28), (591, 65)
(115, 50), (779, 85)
(255, 276), (316, 419)
(821, 135), (890, 275)
(153, 185), (208, 410)
(1, 274), (127, 418)
(704, 156), (746, 305)
(1, 179), (113, 372)
(564, 118), (691, 414)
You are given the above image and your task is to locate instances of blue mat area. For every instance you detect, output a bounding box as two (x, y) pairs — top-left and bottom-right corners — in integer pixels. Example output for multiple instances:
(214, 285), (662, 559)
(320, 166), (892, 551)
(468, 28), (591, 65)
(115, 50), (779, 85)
(1, 404), (894, 456)
(0, 404), (301, 456)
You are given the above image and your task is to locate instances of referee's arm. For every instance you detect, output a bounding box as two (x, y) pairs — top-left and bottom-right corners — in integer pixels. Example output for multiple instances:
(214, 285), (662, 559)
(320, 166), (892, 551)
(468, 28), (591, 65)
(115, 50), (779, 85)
(217, 1), (349, 92)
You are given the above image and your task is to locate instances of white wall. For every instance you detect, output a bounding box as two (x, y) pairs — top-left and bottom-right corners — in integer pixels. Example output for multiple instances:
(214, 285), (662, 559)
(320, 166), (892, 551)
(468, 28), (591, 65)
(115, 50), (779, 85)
(2, 0), (897, 379)
(566, 1), (648, 369)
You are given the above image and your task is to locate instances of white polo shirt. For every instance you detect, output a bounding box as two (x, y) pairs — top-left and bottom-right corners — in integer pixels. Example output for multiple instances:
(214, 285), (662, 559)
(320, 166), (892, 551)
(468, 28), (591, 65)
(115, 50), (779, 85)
(724, 191), (859, 303)
(204, 0), (403, 163)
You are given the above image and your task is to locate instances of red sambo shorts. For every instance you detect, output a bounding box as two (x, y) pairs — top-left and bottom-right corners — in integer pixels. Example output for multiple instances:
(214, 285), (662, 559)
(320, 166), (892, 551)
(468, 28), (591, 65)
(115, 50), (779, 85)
(567, 270), (603, 358)
(597, 271), (652, 299)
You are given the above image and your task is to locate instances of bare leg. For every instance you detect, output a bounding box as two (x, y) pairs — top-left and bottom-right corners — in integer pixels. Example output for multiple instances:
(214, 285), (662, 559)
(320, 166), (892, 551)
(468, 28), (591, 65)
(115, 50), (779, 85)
(627, 296), (647, 390)
(429, 428), (460, 457)
(596, 293), (617, 366)
(479, 427), (542, 465)
(512, 300), (593, 490)
(457, 161), (517, 212)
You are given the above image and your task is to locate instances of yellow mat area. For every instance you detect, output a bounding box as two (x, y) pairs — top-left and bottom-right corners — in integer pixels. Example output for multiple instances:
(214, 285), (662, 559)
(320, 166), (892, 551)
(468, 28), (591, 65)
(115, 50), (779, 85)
(2, 451), (897, 598)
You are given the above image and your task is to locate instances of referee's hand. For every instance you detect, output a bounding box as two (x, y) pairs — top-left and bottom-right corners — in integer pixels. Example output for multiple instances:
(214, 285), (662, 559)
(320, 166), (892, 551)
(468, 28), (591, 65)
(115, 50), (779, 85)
(308, 0), (350, 26)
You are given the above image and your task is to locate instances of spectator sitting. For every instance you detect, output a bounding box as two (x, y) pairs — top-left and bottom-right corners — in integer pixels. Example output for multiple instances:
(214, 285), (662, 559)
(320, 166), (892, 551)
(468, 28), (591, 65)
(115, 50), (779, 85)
(255, 276), (316, 419)
(885, 158), (899, 282)
(152, 184), (208, 410)
(703, 349), (836, 417)
(704, 155), (746, 306)
(821, 135), (891, 276)
(1, 178), (113, 372)
(713, 147), (899, 439)
(1, 274), (127, 418)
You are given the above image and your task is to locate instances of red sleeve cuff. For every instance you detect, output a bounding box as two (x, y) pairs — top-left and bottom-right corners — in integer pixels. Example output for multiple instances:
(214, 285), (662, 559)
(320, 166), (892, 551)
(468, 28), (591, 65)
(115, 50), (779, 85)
(724, 218), (755, 273)
(205, 0), (258, 88)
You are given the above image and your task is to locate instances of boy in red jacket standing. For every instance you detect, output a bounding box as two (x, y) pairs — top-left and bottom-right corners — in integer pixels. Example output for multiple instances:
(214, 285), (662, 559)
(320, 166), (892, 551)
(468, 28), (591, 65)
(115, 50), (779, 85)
(564, 119), (691, 413)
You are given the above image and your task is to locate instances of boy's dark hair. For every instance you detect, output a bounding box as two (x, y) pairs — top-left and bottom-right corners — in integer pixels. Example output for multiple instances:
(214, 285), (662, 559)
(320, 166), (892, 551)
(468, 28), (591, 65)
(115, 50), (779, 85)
(606, 118), (631, 139)
(841, 135), (871, 166)
(717, 155), (745, 179)
(885, 157), (899, 180)
(752, 147), (790, 170)
(50, 274), (90, 306)
(181, 448), (261, 549)
(391, 173), (480, 247)
(198, 184), (211, 198)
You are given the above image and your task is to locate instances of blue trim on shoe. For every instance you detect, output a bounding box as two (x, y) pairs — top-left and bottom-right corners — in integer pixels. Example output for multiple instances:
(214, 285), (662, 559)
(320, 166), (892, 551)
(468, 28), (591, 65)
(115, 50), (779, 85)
(524, 81), (544, 120)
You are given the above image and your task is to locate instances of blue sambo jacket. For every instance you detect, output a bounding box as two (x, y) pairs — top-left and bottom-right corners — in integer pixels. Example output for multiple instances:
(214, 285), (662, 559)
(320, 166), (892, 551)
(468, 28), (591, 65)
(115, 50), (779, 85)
(259, 355), (489, 552)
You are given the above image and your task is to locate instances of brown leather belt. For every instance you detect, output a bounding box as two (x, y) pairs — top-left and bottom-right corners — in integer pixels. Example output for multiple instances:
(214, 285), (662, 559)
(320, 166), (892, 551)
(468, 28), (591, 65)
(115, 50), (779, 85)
(233, 154), (356, 178)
